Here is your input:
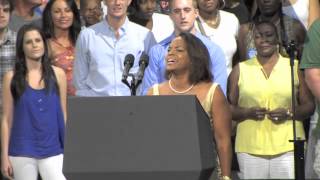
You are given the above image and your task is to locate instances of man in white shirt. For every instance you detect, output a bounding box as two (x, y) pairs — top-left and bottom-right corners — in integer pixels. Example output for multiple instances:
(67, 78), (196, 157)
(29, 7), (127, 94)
(74, 0), (156, 96)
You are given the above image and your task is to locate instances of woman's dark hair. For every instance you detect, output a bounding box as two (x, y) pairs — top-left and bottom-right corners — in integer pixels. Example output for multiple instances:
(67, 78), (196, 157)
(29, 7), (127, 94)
(11, 24), (59, 101)
(166, 32), (213, 84)
(197, 0), (225, 10)
(128, 0), (141, 13)
(42, 0), (81, 45)
(128, 0), (153, 26)
(254, 20), (279, 41)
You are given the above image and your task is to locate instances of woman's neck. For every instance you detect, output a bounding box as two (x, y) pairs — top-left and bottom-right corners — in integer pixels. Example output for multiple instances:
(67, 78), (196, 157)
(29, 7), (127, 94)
(26, 58), (42, 71)
(200, 9), (218, 21)
(54, 28), (70, 40)
(26, 59), (44, 87)
(169, 73), (193, 90)
(257, 52), (279, 66)
(200, 10), (220, 29)
(259, 13), (280, 25)
(53, 29), (72, 47)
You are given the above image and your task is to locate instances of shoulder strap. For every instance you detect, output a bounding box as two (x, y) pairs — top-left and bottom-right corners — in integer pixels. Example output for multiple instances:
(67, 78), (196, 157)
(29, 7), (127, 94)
(196, 17), (208, 37)
(207, 83), (218, 103)
(152, 84), (160, 95)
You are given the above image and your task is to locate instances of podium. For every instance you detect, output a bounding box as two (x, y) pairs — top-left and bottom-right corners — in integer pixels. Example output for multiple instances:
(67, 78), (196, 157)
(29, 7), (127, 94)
(63, 95), (216, 180)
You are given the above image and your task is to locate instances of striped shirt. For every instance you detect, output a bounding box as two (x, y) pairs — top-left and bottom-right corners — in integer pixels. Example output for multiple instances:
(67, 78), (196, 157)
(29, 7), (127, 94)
(0, 28), (16, 108)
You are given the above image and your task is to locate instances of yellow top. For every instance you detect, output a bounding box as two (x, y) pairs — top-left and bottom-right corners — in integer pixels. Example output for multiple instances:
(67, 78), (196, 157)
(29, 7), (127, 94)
(201, 83), (217, 120)
(152, 83), (217, 119)
(235, 55), (305, 155)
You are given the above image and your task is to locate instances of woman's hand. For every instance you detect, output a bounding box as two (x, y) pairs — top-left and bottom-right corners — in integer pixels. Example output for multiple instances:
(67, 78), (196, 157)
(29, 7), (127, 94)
(1, 156), (13, 180)
(267, 108), (292, 123)
(246, 107), (267, 120)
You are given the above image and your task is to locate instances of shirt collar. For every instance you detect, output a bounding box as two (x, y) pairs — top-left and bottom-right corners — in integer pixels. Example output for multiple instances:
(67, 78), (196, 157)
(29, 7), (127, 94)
(159, 32), (175, 46)
(103, 16), (130, 35)
(160, 30), (202, 47)
(1, 28), (16, 45)
(254, 53), (284, 70)
(273, 54), (286, 71)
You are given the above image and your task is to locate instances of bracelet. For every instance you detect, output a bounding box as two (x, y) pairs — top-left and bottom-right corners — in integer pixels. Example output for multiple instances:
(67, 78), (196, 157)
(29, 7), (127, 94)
(222, 175), (232, 180)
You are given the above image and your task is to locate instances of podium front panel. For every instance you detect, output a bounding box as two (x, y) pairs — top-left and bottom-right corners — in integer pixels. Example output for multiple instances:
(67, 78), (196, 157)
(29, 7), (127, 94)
(63, 95), (215, 180)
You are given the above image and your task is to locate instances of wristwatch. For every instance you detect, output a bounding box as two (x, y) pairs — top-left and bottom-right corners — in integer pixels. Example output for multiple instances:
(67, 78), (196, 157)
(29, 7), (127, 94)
(222, 175), (232, 180)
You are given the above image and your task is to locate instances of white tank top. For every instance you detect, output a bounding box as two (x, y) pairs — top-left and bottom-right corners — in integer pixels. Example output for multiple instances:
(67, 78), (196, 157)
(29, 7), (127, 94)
(282, 0), (309, 29)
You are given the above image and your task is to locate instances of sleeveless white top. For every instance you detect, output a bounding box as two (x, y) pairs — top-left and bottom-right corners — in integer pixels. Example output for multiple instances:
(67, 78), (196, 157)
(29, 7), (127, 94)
(196, 10), (240, 75)
(282, 0), (309, 29)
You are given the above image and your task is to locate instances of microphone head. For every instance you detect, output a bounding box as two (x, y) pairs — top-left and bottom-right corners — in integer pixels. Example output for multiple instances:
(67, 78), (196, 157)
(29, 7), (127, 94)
(124, 54), (135, 68)
(139, 52), (149, 67)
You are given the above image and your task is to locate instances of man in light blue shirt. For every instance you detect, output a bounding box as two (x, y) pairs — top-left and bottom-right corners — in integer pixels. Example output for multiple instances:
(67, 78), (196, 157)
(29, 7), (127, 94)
(73, 0), (156, 96)
(141, 0), (227, 95)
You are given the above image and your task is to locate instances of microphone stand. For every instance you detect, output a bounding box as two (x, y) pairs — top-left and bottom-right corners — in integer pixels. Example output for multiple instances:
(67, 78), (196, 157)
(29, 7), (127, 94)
(134, 79), (143, 90)
(122, 73), (138, 96)
(288, 41), (305, 180)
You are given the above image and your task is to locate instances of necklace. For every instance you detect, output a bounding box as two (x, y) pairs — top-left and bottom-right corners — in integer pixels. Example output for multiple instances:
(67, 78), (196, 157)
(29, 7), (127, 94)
(168, 79), (194, 94)
(51, 38), (73, 51)
(204, 10), (221, 29)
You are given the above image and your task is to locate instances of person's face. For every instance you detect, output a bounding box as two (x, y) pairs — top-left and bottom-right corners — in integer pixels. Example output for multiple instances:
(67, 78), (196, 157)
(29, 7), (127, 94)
(104, 0), (131, 19)
(159, 0), (169, 10)
(0, 3), (10, 30)
(51, 0), (74, 31)
(82, 0), (102, 26)
(137, 0), (156, 19)
(257, 0), (280, 16)
(23, 30), (45, 61)
(166, 36), (190, 72)
(254, 23), (279, 57)
(169, 0), (198, 34)
(197, 0), (219, 14)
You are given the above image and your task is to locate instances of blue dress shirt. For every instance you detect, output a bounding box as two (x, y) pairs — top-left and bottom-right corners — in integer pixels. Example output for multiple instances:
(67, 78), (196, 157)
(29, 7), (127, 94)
(141, 32), (228, 95)
(73, 17), (156, 96)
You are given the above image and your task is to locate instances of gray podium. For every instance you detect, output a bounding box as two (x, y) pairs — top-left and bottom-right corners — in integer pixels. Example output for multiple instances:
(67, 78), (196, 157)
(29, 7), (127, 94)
(63, 95), (216, 180)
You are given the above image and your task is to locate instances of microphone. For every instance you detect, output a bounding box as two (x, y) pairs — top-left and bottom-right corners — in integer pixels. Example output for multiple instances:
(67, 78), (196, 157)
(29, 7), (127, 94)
(286, 40), (296, 66)
(136, 52), (149, 82)
(122, 54), (135, 81)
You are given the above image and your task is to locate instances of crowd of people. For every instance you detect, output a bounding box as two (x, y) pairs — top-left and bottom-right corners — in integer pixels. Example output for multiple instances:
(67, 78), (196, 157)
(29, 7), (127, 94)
(0, 0), (320, 179)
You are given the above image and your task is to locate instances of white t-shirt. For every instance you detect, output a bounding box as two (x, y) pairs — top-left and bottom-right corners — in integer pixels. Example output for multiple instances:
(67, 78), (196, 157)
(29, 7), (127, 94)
(196, 10), (240, 75)
(282, 0), (309, 29)
(151, 13), (174, 43)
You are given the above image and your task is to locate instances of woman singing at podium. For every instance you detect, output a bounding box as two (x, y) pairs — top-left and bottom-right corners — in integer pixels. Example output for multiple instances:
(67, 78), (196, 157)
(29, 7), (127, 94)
(1, 24), (67, 180)
(147, 32), (232, 180)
